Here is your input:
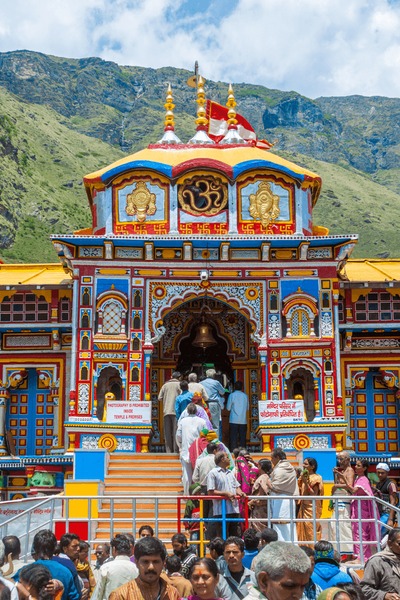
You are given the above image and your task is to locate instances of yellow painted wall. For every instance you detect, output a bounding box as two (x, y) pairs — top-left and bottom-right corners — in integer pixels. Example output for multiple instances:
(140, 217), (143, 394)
(64, 481), (103, 518)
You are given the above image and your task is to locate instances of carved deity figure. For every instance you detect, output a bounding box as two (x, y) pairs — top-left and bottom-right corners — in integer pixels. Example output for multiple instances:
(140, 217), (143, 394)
(249, 181), (280, 228)
(125, 181), (157, 222)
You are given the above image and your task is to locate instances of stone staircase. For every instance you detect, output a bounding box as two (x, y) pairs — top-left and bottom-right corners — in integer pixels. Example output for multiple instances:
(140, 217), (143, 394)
(94, 453), (183, 547)
(93, 451), (299, 547)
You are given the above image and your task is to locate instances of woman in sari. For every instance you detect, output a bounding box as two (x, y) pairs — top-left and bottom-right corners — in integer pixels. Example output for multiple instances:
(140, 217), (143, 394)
(236, 449), (259, 519)
(249, 459), (272, 532)
(334, 458), (377, 561)
(296, 457), (324, 543)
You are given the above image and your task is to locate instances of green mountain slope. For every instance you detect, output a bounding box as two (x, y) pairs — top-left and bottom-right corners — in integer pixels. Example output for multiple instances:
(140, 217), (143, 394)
(0, 86), (123, 263)
(0, 50), (399, 262)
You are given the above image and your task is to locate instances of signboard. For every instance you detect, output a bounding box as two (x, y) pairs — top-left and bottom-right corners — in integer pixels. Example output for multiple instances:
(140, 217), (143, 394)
(259, 399), (304, 424)
(0, 498), (62, 545)
(106, 401), (151, 424)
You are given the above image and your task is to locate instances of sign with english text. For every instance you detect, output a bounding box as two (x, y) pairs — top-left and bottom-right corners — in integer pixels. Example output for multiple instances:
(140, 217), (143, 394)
(106, 401), (151, 424)
(258, 399), (305, 423)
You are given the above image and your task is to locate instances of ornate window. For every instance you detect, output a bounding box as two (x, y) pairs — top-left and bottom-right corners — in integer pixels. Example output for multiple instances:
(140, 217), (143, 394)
(81, 334), (90, 350)
(96, 290), (128, 337)
(81, 311), (90, 328)
(59, 297), (71, 322)
(355, 292), (400, 322)
(132, 337), (141, 350)
(80, 364), (89, 380)
(133, 290), (142, 307)
(82, 287), (91, 306)
(133, 313), (141, 330)
(282, 292), (318, 338)
(0, 293), (50, 323)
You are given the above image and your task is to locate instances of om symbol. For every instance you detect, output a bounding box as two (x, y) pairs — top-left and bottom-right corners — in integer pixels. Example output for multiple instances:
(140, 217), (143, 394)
(178, 176), (228, 216)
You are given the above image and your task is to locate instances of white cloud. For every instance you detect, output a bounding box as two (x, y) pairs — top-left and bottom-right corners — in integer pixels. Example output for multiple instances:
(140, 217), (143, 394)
(0, 0), (399, 97)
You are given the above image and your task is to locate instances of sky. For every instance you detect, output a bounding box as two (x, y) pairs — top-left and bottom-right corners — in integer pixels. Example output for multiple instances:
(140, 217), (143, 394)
(0, 0), (399, 98)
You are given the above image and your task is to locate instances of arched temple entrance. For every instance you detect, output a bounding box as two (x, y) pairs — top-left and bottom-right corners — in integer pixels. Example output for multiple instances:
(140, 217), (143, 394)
(96, 366), (123, 421)
(286, 367), (316, 422)
(149, 296), (263, 450)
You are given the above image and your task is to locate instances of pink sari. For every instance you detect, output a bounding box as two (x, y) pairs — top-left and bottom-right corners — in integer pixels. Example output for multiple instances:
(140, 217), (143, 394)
(236, 457), (259, 519)
(350, 475), (377, 561)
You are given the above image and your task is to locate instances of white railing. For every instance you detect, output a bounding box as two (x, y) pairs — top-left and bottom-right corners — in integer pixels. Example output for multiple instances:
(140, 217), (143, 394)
(0, 493), (398, 566)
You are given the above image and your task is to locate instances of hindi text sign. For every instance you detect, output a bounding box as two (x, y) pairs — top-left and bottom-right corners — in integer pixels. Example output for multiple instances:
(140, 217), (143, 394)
(259, 399), (304, 424)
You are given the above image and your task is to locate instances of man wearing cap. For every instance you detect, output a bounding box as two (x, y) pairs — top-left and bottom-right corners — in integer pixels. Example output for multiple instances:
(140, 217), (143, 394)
(375, 462), (398, 536)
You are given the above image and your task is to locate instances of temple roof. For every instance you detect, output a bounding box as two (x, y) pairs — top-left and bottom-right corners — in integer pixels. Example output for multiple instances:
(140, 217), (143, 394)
(83, 144), (322, 205)
(341, 259), (400, 282)
(0, 264), (71, 287)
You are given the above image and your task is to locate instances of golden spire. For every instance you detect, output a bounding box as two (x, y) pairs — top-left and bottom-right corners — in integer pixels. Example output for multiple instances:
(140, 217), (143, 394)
(221, 83), (245, 144)
(189, 74), (213, 144)
(226, 84), (238, 128)
(157, 83), (181, 144)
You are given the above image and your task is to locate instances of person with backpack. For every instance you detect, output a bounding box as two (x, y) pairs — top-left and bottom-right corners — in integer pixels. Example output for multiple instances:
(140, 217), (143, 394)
(374, 463), (398, 538)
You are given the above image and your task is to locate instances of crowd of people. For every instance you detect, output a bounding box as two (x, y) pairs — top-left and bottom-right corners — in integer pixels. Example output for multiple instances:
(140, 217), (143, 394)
(0, 526), (400, 600)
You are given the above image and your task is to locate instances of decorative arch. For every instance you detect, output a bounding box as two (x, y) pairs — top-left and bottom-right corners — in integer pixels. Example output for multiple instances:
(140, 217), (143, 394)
(282, 291), (318, 338)
(147, 280), (265, 344)
(283, 359), (321, 422)
(96, 290), (128, 336)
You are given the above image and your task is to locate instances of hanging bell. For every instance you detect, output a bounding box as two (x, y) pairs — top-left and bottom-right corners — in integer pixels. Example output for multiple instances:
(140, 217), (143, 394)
(192, 318), (217, 348)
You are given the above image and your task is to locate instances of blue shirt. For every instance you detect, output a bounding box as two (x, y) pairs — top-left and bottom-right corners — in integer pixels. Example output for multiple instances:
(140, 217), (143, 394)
(201, 378), (225, 408)
(175, 390), (193, 419)
(243, 548), (259, 569)
(14, 559), (80, 600)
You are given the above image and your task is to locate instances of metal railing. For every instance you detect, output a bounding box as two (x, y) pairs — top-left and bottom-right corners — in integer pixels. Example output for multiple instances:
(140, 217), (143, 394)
(0, 493), (398, 566)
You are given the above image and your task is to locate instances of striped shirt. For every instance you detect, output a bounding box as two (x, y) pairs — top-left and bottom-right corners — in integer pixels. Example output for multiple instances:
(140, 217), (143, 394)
(206, 466), (240, 515)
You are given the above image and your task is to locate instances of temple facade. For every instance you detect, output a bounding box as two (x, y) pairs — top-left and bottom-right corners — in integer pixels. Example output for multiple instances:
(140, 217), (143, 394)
(0, 81), (398, 498)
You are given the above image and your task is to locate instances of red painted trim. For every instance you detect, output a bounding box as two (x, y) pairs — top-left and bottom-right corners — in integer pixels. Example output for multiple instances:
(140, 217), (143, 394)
(172, 159), (233, 179)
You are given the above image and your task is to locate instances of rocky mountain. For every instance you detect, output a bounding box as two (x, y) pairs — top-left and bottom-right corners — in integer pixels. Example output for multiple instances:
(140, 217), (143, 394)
(0, 49), (399, 261)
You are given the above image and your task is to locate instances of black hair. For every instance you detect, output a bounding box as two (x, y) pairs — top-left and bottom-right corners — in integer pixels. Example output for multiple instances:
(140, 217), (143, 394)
(180, 381), (189, 392)
(111, 534), (131, 556)
(207, 537), (224, 556)
(223, 536), (244, 553)
(189, 557), (219, 579)
(20, 564), (52, 600)
(214, 451), (228, 466)
(122, 533), (135, 547)
(2, 535), (21, 559)
(355, 458), (369, 475)
(259, 459), (272, 475)
(0, 581), (10, 600)
(165, 555), (182, 574)
(314, 540), (334, 556)
(260, 527), (278, 544)
(299, 545), (315, 558)
(234, 381), (243, 391)
(272, 447), (286, 460)
(32, 530), (57, 558)
(388, 527), (400, 542)
(134, 537), (166, 561)
(243, 528), (259, 551)
(79, 541), (89, 552)
(171, 533), (187, 545)
(206, 442), (217, 454)
(60, 533), (80, 553)
(138, 525), (154, 537)
(305, 457), (318, 472)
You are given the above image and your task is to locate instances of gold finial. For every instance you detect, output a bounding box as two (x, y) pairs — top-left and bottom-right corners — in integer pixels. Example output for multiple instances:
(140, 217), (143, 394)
(195, 75), (208, 130)
(189, 73), (213, 144)
(164, 83), (175, 131)
(157, 83), (181, 144)
(226, 84), (238, 129)
(220, 82), (245, 144)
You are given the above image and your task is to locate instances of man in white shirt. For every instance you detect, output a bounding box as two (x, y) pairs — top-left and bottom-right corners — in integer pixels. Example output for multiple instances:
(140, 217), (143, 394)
(227, 381), (249, 450)
(91, 535), (138, 600)
(176, 403), (206, 494)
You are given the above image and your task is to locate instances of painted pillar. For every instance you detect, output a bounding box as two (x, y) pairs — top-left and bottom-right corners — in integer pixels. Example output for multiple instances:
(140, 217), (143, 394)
(69, 272), (80, 414)
(0, 388), (9, 455)
(333, 292), (343, 416)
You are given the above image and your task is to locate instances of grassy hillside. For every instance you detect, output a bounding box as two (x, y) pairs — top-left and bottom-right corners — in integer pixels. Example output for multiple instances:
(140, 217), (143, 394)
(0, 50), (399, 262)
(0, 87), (123, 262)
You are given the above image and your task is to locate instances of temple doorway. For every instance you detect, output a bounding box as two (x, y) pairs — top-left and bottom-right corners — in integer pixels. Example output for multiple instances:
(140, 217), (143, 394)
(96, 366), (123, 421)
(286, 367), (315, 422)
(150, 296), (261, 451)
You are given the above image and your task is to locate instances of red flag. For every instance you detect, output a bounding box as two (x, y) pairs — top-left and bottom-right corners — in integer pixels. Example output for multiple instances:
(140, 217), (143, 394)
(206, 100), (272, 149)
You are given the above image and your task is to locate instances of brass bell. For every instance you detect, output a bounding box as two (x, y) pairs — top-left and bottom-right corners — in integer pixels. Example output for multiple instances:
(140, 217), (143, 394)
(192, 317), (217, 348)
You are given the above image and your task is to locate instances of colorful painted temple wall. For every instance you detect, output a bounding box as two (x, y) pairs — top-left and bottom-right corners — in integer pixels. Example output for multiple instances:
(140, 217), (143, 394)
(0, 84), (399, 497)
